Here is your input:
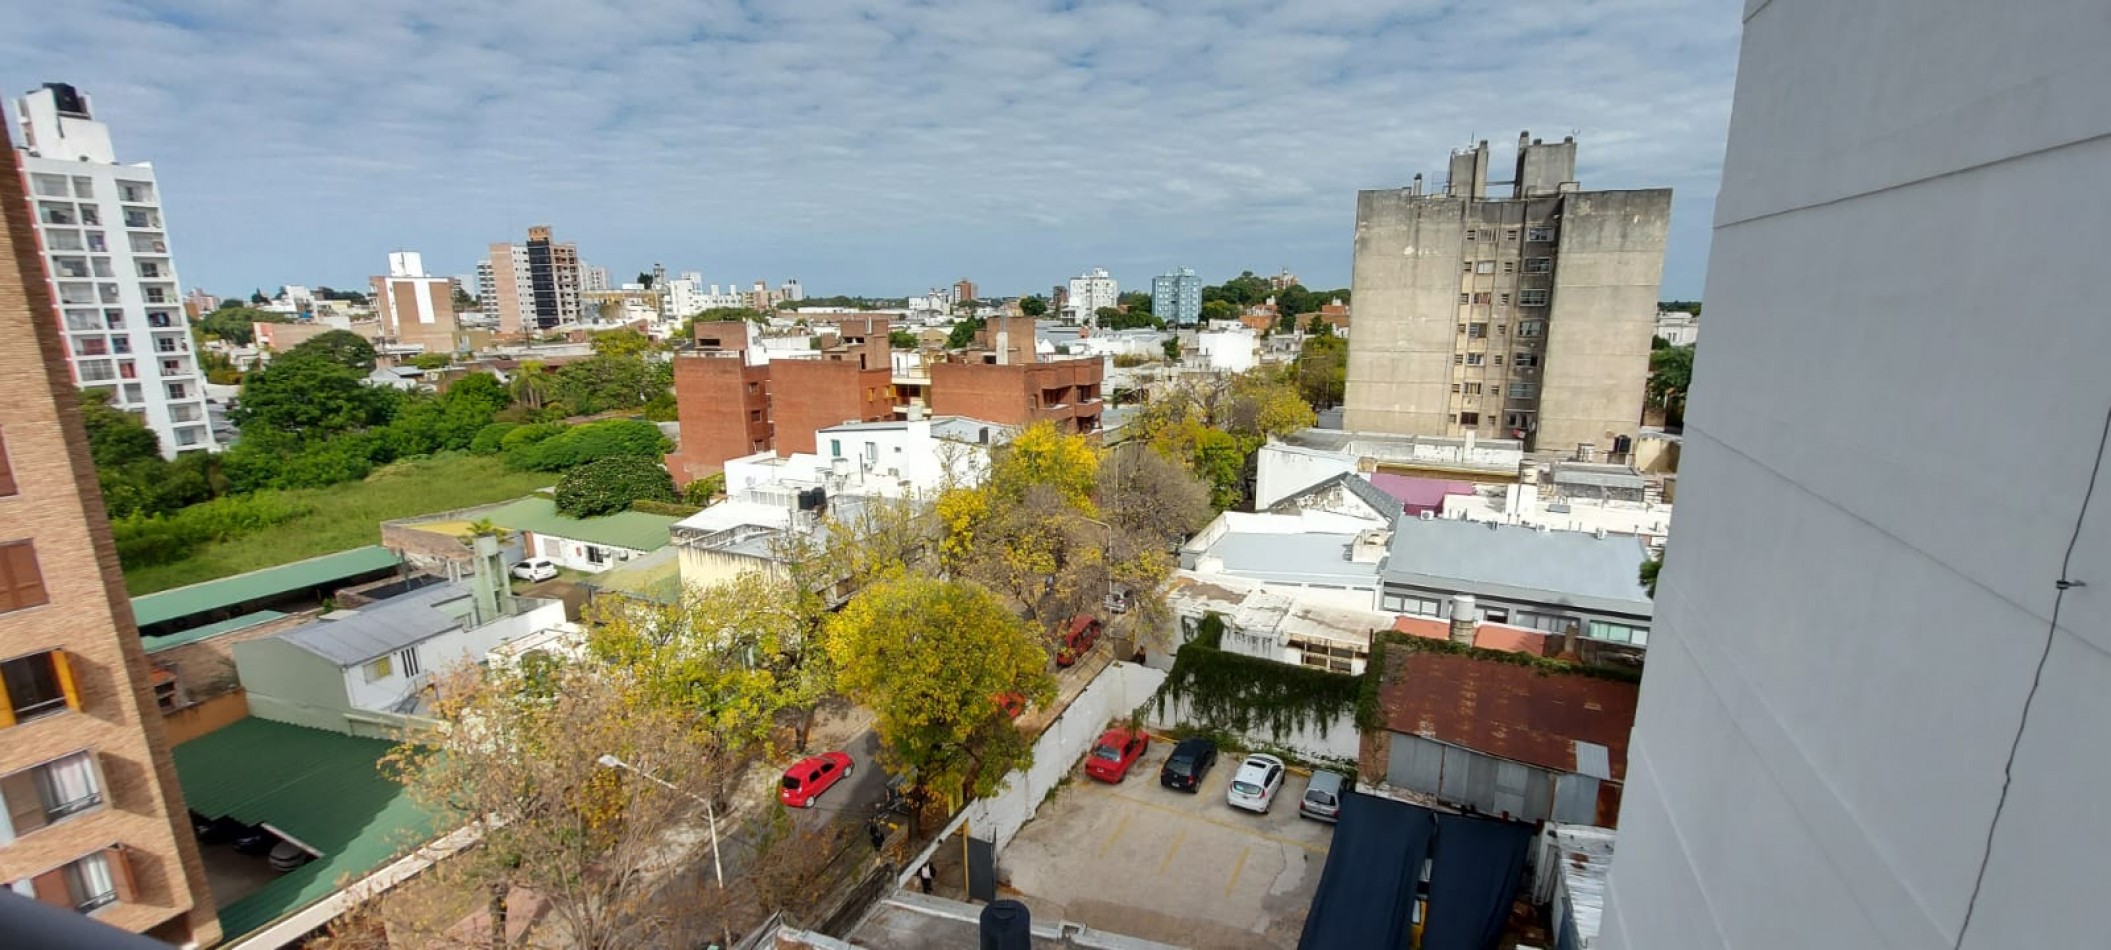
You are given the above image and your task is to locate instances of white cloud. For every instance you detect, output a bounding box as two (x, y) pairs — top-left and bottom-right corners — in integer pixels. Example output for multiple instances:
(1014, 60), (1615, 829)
(1, 0), (1739, 296)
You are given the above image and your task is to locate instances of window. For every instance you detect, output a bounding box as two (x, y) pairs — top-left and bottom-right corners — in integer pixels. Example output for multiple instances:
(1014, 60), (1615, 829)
(1461, 261), (1474, 273)
(1587, 620), (1650, 646)
(1509, 383), (1537, 398)
(1462, 382), (1483, 396)
(1492, 355), (1503, 366)
(1514, 352), (1540, 368)
(1523, 258), (1553, 275)
(1457, 293), (1469, 305)
(1519, 321), (1546, 338)
(1458, 412), (1481, 427)
(17, 849), (131, 913)
(29, 174), (68, 198)
(72, 177), (95, 200)
(1517, 612), (1568, 633)
(1518, 289), (1550, 306)
(586, 545), (607, 565)
(1471, 292), (1492, 305)
(1450, 383), (1461, 394)
(0, 430), (12, 496)
(1474, 261), (1495, 275)
(1386, 594), (1443, 617)
(1505, 228), (1519, 241)
(1478, 229), (1495, 241)
(1505, 412), (1535, 430)
(1463, 230), (1476, 242)
(361, 656), (393, 683)
(398, 647), (422, 678)
(829, 439), (842, 458)
(1, 649), (76, 725)
(1467, 323), (1488, 339)
(1527, 226), (1556, 242)
(0, 752), (104, 840)
(1453, 354), (1464, 365)
(1503, 261), (1516, 274)
(1, 542), (50, 614)
(1465, 353), (1485, 366)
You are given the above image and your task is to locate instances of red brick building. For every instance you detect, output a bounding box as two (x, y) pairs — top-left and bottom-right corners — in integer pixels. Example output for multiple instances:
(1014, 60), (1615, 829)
(664, 319), (895, 484)
(926, 317), (1104, 432)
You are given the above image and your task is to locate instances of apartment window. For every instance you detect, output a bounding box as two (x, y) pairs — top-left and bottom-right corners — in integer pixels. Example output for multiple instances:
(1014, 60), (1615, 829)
(71, 337), (108, 358)
(1, 542), (51, 614)
(71, 177), (95, 200)
(1383, 594), (1443, 617)
(13, 848), (131, 913)
(36, 202), (76, 226)
(1519, 321), (1546, 338)
(1518, 289), (1550, 306)
(1523, 258), (1553, 275)
(1527, 226), (1556, 242)
(79, 206), (100, 226)
(145, 311), (170, 329)
(1471, 292), (1492, 305)
(1462, 382), (1483, 396)
(1505, 412), (1536, 431)
(361, 655), (393, 683)
(1517, 612), (1568, 633)
(92, 259), (115, 279)
(1450, 383), (1461, 394)
(1474, 261), (1496, 275)
(115, 180), (153, 203)
(1, 649), (76, 726)
(398, 647), (422, 678)
(84, 229), (104, 250)
(1514, 352), (1540, 368)
(1509, 383), (1537, 398)
(51, 256), (90, 279)
(165, 383), (186, 400)
(1457, 293), (1470, 305)
(1505, 228), (1519, 242)
(1502, 261), (1516, 274)
(76, 361), (115, 384)
(1465, 353), (1485, 366)
(0, 430), (13, 496)
(1461, 261), (1474, 274)
(1463, 230), (1476, 242)
(30, 174), (68, 198)
(1467, 323), (1488, 339)
(1587, 620), (1650, 646)
(1458, 412), (1481, 427)
(45, 230), (83, 252)
(1453, 354), (1464, 366)
(0, 753), (104, 840)
(1478, 229), (1495, 241)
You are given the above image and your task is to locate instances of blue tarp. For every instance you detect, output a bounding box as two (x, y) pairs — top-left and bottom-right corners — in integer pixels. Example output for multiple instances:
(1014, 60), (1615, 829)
(1421, 813), (1534, 950)
(1298, 793), (1435, 949)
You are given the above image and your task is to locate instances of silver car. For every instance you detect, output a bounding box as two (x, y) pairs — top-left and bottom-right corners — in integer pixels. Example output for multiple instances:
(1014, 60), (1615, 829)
(1226, 754), (1286, 814)
(1299, 770), (1347, 822)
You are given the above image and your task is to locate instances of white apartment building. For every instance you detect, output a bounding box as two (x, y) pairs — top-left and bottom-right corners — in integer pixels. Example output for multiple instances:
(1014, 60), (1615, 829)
(1603, 4), (2111, 948)
(12, 83), (214, 456)
(1065, 267), (1118, 322)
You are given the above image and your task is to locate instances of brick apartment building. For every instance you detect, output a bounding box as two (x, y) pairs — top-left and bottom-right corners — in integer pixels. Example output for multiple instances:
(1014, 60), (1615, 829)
(1, 120), (220, 944)
(666, 315), (1104, 483)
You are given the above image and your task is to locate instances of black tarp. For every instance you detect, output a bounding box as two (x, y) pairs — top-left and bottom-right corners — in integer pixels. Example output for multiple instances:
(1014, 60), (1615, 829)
(1297, 792), (1435, 950)
(1419, 813), (1534, 950)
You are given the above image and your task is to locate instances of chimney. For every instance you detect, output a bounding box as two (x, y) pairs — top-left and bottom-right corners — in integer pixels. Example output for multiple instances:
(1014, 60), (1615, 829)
(1448, 594), (1477, 645)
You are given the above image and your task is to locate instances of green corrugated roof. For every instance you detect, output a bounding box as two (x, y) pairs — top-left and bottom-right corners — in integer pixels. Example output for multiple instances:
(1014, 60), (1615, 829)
(143, 611), (287, 653)
(131, 547), (403, 627)
(481, 496), (676, 553)
(583, 547), (684, 604)
(173, 718), (436, 939)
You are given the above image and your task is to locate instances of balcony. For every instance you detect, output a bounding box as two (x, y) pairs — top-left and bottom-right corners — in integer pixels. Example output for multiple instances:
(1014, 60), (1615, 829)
(121, 208), (161, 230)
(37, 203), (78, 226)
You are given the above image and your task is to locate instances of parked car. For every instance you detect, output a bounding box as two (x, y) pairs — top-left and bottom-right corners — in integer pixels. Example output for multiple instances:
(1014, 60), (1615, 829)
(1083, 726), (1149, 783)
(993, 691), (1027, 719)
(511, 558), (558, 582)
(1299, 770), (1348, 822)
(268, 839), (312, 872)
(1056, 615), (1102, 667)
(1227, 754), (1286, 813)
(779, 751), (854, 808)
(1159, 737), (1219, 793)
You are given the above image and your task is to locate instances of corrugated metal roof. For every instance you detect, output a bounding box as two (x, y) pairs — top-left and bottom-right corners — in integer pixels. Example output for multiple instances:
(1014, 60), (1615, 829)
(277, 584), (465, 666)
(1573, 741), (1613, 780)
(173, 718), (436, 939)
(1381, 516), (1654, 615)
(481, 496), (678, 552)
(1378, 649), (1639, 780)
(1204, 531), (1379, 588)
(131, 546), (403, 626)
(143, 611), (287, 653)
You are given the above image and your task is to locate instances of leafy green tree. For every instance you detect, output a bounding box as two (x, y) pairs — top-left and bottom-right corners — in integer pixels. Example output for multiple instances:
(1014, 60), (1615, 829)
(231, 353), (395, 437)
(284, 329), (379, 372)
(1648, 344), (1695, 426)
(827, 577), (1056, 806)
(1294, 330), (1348, 410)
(681, 473), (726, 506)
(1274, 284), (1316, 323)
(945, 317), (986, 350)
(1659, 300), (1702, 316)
(194, 306), (289, 346)
(556, 456), (677, 517)
(590, 328), (656, 359)
(1199, 300), (1238, 323)
(1118, 290), (1152, 315)
(1162, 337), (1181, 362)
(470, 422), (520, 456)
(1096, 307), (1164, 332)
(510, 360), (554, 412)
(1201, 270), (1273, 308)
(410, 352), (451, 370)
(889, 330), (919, 350)
(506, 419), (671, 472)
(1641, 552), (1663, 598)
(550, 354), (668, 416)
(81, 390), (163, 470)
(1018, 295), (1048, 318)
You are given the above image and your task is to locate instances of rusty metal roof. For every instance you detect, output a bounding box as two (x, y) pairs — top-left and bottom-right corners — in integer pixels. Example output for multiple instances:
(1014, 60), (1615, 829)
(1377, 648), (1639, 780)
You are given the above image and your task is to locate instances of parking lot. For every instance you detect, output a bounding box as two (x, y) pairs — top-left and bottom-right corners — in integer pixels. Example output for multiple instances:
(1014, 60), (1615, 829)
(999, 738), (1335, 949)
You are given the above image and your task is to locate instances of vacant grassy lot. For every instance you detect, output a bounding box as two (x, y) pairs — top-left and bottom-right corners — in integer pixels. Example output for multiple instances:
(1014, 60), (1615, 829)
(123, 455), (554, 595)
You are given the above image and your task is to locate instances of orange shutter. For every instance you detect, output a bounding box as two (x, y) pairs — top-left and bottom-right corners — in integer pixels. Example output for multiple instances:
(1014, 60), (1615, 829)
(0, 542), (47, 612)
(0, 675), (13, 728)
(105, 846), (137, 903)
(30, 867), (71, 908)
(0, 429), (15, 496)
(53, 650), (81, 712)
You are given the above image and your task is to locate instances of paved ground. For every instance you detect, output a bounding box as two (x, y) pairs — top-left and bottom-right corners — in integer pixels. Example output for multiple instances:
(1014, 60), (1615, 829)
(999, 741), (1334, 949)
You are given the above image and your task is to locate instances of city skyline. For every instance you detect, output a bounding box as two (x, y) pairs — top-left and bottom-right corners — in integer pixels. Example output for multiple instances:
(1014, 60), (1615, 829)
(2, 1), (1736, 300)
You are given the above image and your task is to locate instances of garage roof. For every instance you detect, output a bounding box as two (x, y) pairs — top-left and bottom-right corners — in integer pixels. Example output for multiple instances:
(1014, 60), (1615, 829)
(480, 496), (677, 552)
(130, 546), (403, 627)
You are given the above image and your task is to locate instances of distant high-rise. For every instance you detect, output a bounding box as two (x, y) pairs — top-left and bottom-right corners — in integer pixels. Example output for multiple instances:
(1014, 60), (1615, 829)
(953, 278), (977, 305)
(1152, 268), (1202, 327)
(369, 251), (458, 355)
(1344, 133), (1670, 459)
(579, 264), (610, 294)
(485, 225), (580, 334)
(10, 83), (216, 457)
(1065, 268), (1117, 323)
(1, 97), (222, 946)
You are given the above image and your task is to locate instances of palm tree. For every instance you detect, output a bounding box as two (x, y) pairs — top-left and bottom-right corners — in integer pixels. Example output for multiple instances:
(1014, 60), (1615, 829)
(510, 360), (552, 411)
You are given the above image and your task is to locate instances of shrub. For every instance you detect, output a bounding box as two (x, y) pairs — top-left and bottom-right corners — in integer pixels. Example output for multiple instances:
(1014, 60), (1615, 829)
(682, 473), (726, 506)
(555, 457), (677, 517)
(470, 423), (520, 456)
(508, 419), (670, 473)
(630, 498), (704, 518)
(112, 493), (315, 568)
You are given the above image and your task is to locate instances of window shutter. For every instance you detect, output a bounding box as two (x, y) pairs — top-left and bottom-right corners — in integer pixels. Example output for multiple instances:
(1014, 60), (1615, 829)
(104, 846), (137, 903)
(30, 867), (71, 908)
(0, 542), (48, 612)
(0, 430), (14, 496)
(53, 650), (81, 712)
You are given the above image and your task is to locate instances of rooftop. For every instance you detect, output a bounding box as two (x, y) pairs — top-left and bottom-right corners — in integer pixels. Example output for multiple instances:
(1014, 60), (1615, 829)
(143, 610), (288, 653)
(478, 496), (678, 552)
(1199, 530), (1378, 589)
(1368, 473), (1476, 512)
(582, 546), (683, 604)
(1394, 615), (1555, 655)
(173, 718), (436, 939)
(278, 584), (466, 666)
(1382, 515), (1654, 615)
(1375, 646), (1639, 781)
(131, 546), (403, 628)
(1548, 823), (1615, 947)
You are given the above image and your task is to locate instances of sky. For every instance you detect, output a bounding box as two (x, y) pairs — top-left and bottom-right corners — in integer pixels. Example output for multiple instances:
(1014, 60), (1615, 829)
(4, 0), (1741, 301)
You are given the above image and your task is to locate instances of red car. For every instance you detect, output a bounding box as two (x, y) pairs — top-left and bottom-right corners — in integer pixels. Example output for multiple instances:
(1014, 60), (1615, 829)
(1083, 727), (1148, 783)
(994, 691), (1028, 719)
(1056, 615), (1102, 667)
(779, 751), (854, 808)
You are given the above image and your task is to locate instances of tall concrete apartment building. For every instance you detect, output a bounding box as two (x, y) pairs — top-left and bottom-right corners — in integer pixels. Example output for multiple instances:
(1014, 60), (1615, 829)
(1344, 135), (1669, 459)
(1152, 267), (1202, 327)
(1, 113), (220, 945)
(1065, 267), (1117, 323)
(952, 278), (976, 305)
(484, 225), (581, 335)
(369, 251), (459, 355)
(11, 83), (215, 458)
(1602, 3), (2111, 948)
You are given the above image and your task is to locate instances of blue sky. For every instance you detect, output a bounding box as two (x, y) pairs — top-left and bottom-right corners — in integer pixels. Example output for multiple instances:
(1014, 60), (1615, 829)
(5, 0), (1740, 300)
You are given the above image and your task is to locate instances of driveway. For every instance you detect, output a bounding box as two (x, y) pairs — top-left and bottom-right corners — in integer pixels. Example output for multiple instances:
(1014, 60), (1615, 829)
(999, 739), (1334, 949)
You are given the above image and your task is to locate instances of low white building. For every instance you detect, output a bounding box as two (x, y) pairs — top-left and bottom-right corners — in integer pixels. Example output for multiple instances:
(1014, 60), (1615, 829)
(1166, 571), (1392, 675)
(1196, 327), (1259, 373)
(1653, 310), (1698, 347)
(479, 496), (680, 575)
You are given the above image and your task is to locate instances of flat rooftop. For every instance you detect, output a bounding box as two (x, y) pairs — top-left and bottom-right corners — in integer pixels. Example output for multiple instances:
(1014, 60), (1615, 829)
(1383, 515), (1654, 615)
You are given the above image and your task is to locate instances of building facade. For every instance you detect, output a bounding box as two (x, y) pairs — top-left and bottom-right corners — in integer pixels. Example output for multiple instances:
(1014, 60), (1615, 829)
(369, 251), (458, 355)
(485, 225), (580, 334)
(664, 320), (897, 483)
(1065, 267), (1117, 322)
(1602, 3), (2111, 948)
(12, 83), (215, 457)
(1, 113), (220, 945)
(1152, 267), (1202, 327)
(1344, 134), (1669, 459)
(952, 278), (976, 305)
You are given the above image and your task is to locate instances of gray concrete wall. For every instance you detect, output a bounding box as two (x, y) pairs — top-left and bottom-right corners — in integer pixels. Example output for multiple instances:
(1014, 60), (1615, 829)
(1537, 189), (1670, 456)
(1344, 191), (1465, 436)
(1603, 2), (2111, 948)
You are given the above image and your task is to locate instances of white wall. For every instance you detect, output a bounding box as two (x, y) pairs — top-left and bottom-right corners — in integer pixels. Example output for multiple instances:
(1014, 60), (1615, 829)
(966, 662), (1165, 856)
(342, 599), (567, 713)
(1195, 329), (1258, 373)
(1254, 442), (1359, 509)
(527, 533), (651, 574)
(1603, 4), (2111, 949)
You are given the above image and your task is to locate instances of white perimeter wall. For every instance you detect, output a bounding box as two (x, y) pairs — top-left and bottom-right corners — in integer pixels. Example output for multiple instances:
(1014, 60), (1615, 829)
(1603, 3), (2111, 948)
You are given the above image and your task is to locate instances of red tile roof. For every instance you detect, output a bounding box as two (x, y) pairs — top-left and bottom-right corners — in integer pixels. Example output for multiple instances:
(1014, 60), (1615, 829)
(1377, 647), (1638, 780)
(1393, 616), (1555, 656)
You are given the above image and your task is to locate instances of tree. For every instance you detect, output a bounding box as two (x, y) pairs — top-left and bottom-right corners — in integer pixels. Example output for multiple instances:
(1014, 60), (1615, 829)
(590, 327), (656, 359)
(1162, 337), (1181, 362)
(1659, 300), (1702, 316)
(635, 272), (655, 289)
(284, 329), (379, 372)
(1018, 295), (1048, 318)
(1201, 270), (1273, 308)
(945, 316), (986, 350)
(1640, 552), (1663, 598)
(452, 285), (476, 311)
(1293, 329), (1348, 410)
(383, 662), (734, 949)
(827, 577), (1055, 807)
(1118, 290), (1152, 315)
(550, 354), (669, 416)
(889, 329), (919, 350)
(231, 352), (395, 437)
(1648, 344), (1695, 426)
(1130, 369), (1315, 510)
(194, 306), (289, 346)
(555, 456), (678, 517)
(509, 419), (672, 472)
(409, 352), (451, 371)
(1274, 284), (1317, 324)
(510, 360), (554, 412)
(1199, 299), (1238, 323)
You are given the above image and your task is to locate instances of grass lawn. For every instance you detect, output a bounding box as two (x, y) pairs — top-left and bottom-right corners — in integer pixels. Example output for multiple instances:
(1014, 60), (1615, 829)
(123, 455), (555, 595)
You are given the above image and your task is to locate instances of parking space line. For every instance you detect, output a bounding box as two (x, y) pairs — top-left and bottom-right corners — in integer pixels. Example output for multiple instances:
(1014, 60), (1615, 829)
(1224, 845), (1252, 896)
(1157, 827), (1188, 876)
(1096, 809), (1135, 859)
(1108, 792), (1331, 855)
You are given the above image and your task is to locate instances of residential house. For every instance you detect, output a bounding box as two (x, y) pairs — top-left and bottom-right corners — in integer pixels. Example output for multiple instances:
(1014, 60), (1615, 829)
(1379, 513), (1654, 649)
(1164, 572), (1391, 675)
(481, 496), (678, 575)
(1260, 471), (1404, 524)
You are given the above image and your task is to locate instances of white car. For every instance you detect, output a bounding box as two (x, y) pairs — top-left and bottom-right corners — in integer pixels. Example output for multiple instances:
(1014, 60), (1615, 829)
(511, 558), (558, 582)
(1226, 754), (1286, 814)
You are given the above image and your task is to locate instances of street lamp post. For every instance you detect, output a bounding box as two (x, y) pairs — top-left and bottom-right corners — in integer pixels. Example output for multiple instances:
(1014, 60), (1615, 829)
(594, 754), (724, 889)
